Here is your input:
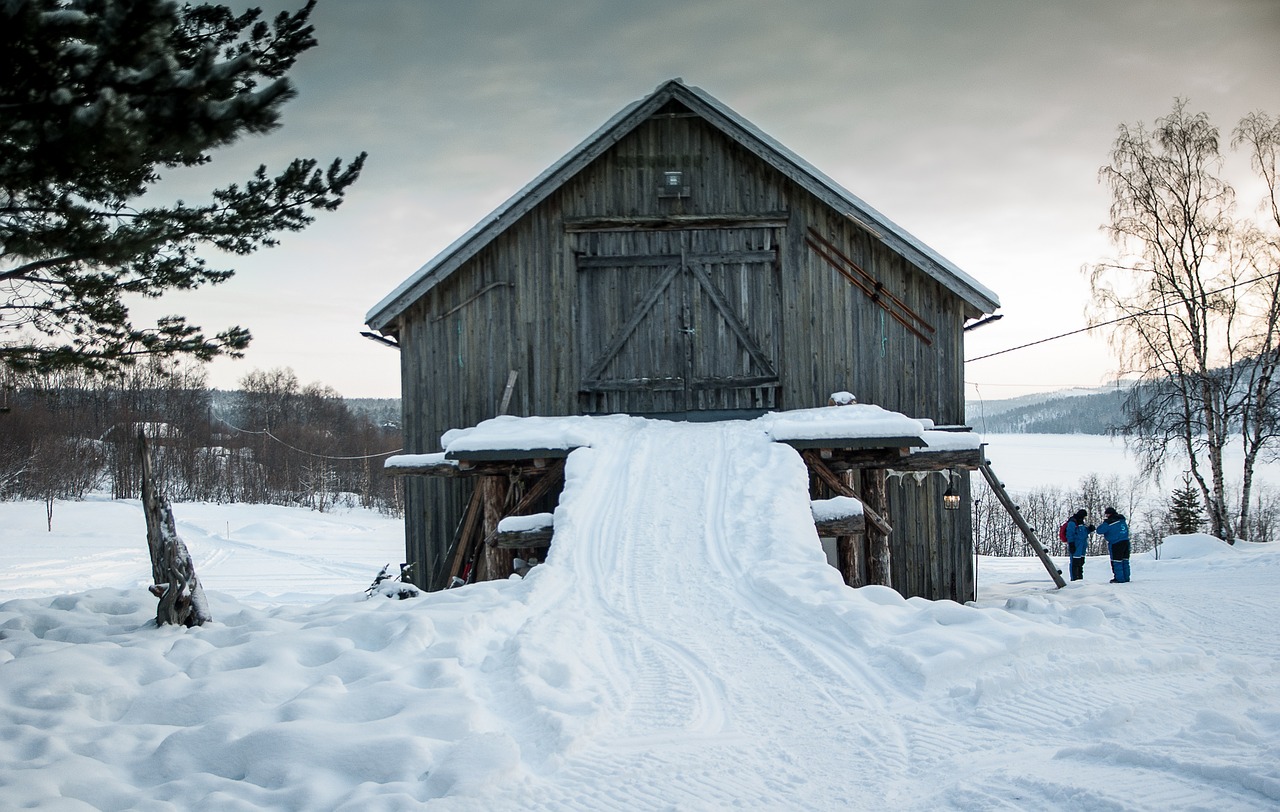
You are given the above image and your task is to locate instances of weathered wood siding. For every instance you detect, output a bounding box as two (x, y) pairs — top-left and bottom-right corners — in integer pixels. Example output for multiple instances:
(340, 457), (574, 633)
(394, 102), (974, 599)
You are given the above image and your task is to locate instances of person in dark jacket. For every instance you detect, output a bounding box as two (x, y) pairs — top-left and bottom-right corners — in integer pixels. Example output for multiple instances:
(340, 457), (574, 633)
(1065, 509), (1093, 581)
(1095, 506), (1131, 583)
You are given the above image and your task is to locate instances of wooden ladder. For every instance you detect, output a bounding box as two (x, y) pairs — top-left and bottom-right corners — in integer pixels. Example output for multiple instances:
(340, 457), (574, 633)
(978, 459), (1066, 589)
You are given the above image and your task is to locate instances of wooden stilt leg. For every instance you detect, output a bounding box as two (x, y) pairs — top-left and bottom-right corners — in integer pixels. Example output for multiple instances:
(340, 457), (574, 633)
(477, 475), (510, 581)
(862, 468), (892, 588)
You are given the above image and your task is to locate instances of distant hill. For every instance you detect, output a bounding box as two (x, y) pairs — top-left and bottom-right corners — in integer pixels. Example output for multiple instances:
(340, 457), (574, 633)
(966, 386), (1131, 435)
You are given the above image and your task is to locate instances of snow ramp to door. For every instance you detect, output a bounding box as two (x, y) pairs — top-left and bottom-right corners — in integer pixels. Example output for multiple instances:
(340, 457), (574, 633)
(416, 414), (1042, 810)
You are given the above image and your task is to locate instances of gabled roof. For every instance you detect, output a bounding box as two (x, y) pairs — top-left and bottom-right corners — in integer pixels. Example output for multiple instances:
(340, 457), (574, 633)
(367, 79), (1000, 331)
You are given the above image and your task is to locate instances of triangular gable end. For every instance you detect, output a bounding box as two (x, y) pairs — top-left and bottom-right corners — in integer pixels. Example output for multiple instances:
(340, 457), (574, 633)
(366, 79), (999, 332)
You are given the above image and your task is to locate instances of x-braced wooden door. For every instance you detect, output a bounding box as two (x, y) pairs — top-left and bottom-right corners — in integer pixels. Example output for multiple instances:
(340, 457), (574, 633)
(576, 228), (782, 417)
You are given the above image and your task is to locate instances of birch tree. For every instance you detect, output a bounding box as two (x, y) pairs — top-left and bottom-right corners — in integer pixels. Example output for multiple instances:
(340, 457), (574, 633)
(1090, 100), (1280, 541)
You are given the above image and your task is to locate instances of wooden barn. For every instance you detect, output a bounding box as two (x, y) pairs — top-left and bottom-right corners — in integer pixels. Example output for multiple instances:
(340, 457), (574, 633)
(366, 79), (1001, 601)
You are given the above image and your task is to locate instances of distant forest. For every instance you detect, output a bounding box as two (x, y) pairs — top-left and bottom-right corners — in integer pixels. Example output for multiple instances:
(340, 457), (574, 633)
(967, 388), (1130, 435)
(1, 363), (403, 515)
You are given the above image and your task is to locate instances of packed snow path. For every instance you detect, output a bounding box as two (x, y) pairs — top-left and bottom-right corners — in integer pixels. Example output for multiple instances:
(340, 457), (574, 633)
(479, 418), (912, 809)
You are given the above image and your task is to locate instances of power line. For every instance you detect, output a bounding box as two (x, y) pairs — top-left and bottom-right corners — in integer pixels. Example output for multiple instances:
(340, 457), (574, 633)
(212, 409), (402, 461)
(966, 270), (1280, 364)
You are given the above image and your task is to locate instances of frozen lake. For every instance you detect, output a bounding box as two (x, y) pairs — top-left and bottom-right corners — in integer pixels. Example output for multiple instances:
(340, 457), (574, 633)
(977, 432), (1280, 495)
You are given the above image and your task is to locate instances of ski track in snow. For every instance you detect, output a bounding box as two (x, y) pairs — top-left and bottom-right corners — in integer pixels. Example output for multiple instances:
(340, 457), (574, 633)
(437, 420), (930, 809)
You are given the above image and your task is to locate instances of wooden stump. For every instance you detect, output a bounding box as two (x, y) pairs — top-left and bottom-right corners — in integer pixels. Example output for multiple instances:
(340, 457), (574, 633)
(139, 431), (211, 627)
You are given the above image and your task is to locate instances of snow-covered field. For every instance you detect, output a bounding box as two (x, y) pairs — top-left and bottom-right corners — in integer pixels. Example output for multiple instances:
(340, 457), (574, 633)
(2, 417), (1278, 810)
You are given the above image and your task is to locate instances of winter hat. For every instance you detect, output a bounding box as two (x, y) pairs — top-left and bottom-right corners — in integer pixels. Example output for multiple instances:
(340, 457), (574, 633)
(1073, 509), (1087, 520)
(1104, 507), (1117, 517)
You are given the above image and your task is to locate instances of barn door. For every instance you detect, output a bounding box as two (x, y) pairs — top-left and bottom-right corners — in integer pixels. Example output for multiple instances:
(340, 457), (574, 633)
(577, 229), (782, 417)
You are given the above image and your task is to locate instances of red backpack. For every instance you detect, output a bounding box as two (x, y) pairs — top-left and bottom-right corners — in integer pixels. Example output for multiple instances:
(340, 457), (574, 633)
(1058, 521), (1068, 544)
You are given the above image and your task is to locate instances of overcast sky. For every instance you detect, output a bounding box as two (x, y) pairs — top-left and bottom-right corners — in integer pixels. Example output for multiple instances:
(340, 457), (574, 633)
(138, 0), (1280, 404)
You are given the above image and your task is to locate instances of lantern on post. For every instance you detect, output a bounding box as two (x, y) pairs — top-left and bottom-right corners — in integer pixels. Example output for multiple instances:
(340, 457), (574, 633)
(942, 471), (961, 511)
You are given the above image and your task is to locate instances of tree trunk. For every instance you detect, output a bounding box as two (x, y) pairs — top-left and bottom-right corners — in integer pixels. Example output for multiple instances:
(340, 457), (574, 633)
(139, 430), (211, 627)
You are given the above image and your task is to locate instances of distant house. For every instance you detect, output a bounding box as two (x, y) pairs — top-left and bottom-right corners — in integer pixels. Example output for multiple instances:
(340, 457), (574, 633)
(367, 79), (999, 600)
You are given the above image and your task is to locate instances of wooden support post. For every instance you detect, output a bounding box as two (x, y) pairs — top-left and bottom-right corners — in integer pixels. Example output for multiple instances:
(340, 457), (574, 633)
(836, 470), (864, 587)
(476, 475), (511, 582)
(836, 535), (861, 587)
(978, 460), (1066, 589)
(861, 468), (892, 589)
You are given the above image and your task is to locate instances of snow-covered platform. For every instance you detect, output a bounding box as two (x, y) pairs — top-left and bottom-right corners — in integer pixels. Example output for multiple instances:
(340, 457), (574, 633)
(385, 404), (984, 474)
(384, 405), (988, 596)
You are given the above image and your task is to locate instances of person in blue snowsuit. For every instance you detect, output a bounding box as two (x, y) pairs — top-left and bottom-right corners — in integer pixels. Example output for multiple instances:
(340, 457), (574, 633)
(1065, 508), (1093, 581)
(1095, 506), (1131, 583)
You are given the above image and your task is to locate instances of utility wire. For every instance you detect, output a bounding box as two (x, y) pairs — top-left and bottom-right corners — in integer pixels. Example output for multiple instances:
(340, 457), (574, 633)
(966, 270), (1280, 363)
(212, 409), (402, 461)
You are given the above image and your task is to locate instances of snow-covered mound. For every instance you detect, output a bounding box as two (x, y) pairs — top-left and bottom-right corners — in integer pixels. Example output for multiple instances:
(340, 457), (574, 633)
(2, 419), (1279, 810)
(1154, 532), (1249, 559)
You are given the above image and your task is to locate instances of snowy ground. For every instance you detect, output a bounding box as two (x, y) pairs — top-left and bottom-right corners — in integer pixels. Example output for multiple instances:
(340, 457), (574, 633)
(2, 416), (1279, 810)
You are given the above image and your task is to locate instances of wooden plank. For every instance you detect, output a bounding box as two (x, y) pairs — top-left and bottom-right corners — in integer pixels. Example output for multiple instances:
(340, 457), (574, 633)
(815, 515), (865, 536)
(386, 459), (466, 477)
(490, 527), (554, 549)
(446, 485), (485, 583)
(576, 250), (777, 268)
(565, 213), (789, 232)
(581, 377), (685, 392)
(782, 437), (923, 451)
(885, 449), (983, 471)
(821, 448), (984, 472)
(688, 376), (781, 389)
(446, 447), (575, 462)
(498, 370), (519, 415)
(577, 254), (682, 268)
(979, 460), (1066, 589)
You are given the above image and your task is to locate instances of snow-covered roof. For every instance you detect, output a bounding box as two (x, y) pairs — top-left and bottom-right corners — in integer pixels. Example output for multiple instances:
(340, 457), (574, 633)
(366, 79), (999, 331)
(381, 406), (982, 467)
